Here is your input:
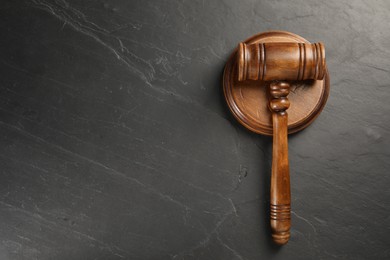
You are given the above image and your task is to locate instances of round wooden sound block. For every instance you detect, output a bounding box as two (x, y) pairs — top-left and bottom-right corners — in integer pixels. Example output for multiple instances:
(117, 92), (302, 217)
(223, 31), (330, 136)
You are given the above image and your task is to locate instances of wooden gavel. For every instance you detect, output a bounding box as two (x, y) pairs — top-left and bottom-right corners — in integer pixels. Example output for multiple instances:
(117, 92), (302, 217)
(236, 41), (326, 244)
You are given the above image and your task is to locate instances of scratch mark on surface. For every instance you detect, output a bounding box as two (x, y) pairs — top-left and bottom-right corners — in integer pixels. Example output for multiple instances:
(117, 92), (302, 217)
(0, 120), (194, 220)
(291, 210), (317, 234)
(0, 201), (132, 258)
(0, 99), (234, 217)
(30, 0), (155, 85)
(228, 199), (238, 217)
(216, 231), (244, 260)
(171, 213), (232, 259)
(363, 63), (390, 73)
(28, 0), (198, 106)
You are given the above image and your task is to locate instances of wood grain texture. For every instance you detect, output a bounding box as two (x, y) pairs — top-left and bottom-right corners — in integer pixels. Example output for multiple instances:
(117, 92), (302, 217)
(238, 42), (326, 81)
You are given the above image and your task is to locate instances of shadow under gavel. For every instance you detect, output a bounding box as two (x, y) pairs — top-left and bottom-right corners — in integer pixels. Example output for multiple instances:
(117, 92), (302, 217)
(237, 42), (326, 245)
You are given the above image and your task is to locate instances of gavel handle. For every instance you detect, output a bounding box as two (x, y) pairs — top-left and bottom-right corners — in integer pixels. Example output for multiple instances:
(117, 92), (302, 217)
(269, 82), (291, 245)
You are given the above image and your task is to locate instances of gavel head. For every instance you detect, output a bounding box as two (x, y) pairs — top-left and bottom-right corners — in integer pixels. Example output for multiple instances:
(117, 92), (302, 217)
(237, 42), (326, 82)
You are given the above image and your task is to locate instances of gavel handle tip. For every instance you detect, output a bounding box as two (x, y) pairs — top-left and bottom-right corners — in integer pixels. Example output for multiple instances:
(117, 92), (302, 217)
(272, 231), (290, 245)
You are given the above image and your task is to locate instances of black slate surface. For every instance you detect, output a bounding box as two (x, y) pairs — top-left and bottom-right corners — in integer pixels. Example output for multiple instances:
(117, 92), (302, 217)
(0, 0), (389, 259)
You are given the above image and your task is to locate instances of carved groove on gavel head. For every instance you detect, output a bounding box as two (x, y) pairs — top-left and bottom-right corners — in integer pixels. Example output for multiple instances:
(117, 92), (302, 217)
(237, 42), (326, 82)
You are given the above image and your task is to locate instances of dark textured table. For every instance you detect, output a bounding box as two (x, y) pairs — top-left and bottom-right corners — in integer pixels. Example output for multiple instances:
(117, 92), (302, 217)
(0, 1), (389, 259)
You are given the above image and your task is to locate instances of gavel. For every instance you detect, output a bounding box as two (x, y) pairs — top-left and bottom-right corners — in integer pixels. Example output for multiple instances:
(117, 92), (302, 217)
(223, 33), (328, 245)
